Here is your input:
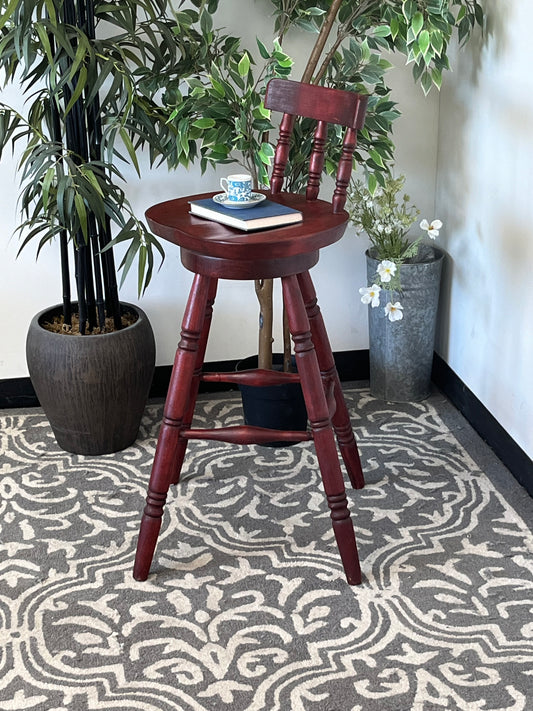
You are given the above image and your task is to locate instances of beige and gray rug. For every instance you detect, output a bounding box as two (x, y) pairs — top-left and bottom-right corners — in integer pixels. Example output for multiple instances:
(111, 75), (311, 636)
(1, 387), (532, 711)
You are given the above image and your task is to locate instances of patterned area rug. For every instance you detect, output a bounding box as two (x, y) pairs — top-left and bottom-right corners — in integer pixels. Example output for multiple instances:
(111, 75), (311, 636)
(1, 387), (532, 711)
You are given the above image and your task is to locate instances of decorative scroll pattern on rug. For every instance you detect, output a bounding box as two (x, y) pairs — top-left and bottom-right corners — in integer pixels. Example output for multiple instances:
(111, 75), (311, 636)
(1, 389), (532, 711)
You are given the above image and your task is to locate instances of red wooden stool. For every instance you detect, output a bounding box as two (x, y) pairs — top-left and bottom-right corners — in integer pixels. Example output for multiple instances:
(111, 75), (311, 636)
(134, 79), (368, 585)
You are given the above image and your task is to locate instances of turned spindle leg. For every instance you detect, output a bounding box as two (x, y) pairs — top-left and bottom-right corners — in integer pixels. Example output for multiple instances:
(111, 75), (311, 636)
(169, 278), (217, 485)
(282, 274), (362, 585)
(298, 271), (365, 490)
(133, 274), (215, 581)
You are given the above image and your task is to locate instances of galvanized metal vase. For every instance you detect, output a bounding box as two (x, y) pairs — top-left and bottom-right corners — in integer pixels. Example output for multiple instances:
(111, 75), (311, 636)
(366, 245), (444, 402)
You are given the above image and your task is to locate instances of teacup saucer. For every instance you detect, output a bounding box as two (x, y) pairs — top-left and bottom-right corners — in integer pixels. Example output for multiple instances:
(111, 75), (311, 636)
(213, 192), (266, 209)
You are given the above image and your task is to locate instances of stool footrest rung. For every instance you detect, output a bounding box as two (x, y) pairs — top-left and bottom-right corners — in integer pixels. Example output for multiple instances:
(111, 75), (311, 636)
(201, 369), (301, 387)
(181, 425), (312, 445)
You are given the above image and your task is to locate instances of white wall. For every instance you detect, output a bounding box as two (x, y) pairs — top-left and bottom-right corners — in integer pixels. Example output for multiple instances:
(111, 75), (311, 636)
(435, 0), (533, 458)
(0, 1), (437, 377)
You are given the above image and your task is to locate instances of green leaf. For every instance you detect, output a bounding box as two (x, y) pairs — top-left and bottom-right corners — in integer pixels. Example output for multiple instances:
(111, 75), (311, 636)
(35, 24), (55, 69)
(64, 66), (88, 117)
(74, 193), (88, 244)
(294, 17), (319, 33)
(411, 11), (424, 37)
(420, 70), (433, 95)
(0, 0), (19, 31)
(199, 10), (213, 36)
(137, 243), (147, 295)
(402, 0), (417, 21)
(118, 240), (140, 287)
(44, 0), (57, 25)
(260, 142), (274, 157)
(402, 237), (421, 259)
(360, 39), (371, 62)
(238, 52), (250, 77)
(67, 35), (91, 83)
(192, 117), (216, 129)
(431, 67), (442, 90)
(42, 167), (55, 211)
(374, 25), (391, 38)
(119, 127), (141, 176)
(368, 148), (385, 168)
(367, 172), (378, 195)
(418, 30), (431, 56)
(431, 31), (444, 56)
(256, 38), (270, 60)
(210, 77), (225, 97)
(256, 103), (270, 119)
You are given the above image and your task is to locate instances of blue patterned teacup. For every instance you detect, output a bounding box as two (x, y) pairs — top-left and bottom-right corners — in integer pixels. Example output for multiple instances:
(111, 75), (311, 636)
(220, 173), (252, 202)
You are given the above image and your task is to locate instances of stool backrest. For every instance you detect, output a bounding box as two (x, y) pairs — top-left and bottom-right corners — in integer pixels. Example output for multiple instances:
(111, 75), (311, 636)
(264, 79), (368, 213)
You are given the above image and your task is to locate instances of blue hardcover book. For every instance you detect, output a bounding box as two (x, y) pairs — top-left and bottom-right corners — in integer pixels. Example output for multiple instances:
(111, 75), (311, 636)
(189, 197), (303, 231)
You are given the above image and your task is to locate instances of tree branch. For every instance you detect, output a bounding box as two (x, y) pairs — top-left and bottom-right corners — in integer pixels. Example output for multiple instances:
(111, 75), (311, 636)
(300, 0), (344, 83)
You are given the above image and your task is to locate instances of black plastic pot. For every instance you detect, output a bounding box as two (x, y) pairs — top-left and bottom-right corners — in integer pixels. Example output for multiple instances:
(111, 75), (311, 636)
(26, 302), (155, 455)
(237, 354), (308, 447)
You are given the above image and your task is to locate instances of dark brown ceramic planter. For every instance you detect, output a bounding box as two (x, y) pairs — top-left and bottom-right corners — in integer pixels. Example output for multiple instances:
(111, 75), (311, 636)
(26, 302), (155, 455)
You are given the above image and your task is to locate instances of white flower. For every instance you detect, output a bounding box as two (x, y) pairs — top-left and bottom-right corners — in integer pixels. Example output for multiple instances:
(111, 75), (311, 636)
(420, 218), (442, 239)
(384, 301), (404, 322)
(377, 259), (397, 283)
(359, 284), (381, 307)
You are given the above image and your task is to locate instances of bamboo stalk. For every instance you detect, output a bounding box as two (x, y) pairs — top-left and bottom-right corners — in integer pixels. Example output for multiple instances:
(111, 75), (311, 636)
(61, 0), (103, 333)
(84, 0), (122, 330)
(49, 75), (72, 328)
(76, 240), (88, 334)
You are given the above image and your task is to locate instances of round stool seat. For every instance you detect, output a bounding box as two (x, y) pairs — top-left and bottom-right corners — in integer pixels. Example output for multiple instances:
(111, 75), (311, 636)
(146, 192), (349, 280)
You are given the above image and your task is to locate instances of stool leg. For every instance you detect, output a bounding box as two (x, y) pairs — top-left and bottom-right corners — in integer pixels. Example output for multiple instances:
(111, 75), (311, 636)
(282, 275), (362, 585)
(170, 277), (217, 485)
(297, 271), (364, 489)
(133, 274), (215, 581)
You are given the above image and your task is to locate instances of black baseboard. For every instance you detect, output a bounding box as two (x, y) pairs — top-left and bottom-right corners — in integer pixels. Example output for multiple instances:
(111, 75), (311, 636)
(2, 350), (530, 496)
(0, 377), (39, 409)
(0, 350), (371, 408)
(432, 354), (533, 497)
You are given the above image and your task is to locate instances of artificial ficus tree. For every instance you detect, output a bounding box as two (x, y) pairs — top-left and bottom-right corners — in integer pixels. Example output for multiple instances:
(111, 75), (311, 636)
(153, 0), (482, 367)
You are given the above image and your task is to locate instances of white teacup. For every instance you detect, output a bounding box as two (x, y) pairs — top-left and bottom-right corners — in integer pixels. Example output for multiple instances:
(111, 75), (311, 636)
(220, 173), (252, 202)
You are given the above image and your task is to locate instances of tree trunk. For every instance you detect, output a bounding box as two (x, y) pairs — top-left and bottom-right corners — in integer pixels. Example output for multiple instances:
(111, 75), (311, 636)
(256, 0), (343, 370)
(255, 279), (274, 370)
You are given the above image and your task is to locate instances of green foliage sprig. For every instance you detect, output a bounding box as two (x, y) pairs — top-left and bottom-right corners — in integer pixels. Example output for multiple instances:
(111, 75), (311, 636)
(349, 175), (421, 266)
(351, 174), (443, 321)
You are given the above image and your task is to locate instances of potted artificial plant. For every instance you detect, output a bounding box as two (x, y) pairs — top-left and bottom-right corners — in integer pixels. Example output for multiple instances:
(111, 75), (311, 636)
(350, 175), (444, 401)
(0, 0), (179, 454)
(155, 0), (482, 432)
